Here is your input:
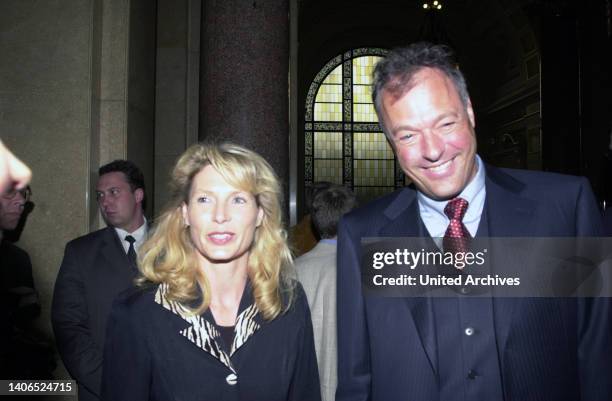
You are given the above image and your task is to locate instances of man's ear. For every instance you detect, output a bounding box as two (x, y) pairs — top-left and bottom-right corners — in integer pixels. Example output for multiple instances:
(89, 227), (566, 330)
(181, 203), (190, 227)
(134, 188), (145, 204)
(466, 98), (475, 128)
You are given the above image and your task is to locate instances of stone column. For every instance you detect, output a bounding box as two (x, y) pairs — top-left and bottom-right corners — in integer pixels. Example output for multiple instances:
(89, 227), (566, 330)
(199, 0), (289, 200)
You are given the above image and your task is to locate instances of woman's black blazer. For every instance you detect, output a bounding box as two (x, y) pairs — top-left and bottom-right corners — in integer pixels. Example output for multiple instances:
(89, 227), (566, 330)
(101, 282), (321, 401)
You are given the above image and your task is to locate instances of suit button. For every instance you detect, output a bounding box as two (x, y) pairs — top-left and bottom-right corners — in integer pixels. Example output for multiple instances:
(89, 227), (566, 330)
(464, 327), (475, 336)
(226, 373), (237, 385)
(467, 369), (478, 380)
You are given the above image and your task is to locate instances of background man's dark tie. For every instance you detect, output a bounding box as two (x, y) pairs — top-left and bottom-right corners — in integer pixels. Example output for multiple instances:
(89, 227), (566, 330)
(125, 235), (137, 267)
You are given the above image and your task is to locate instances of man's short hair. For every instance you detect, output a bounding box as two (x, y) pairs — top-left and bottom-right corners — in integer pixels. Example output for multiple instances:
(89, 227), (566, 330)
(305, 181), (333, 214)
(98, 160), (145, 192)
(372, 42), (470, 136)
(98, 160), (146, 210)
(311, 184), (357, 239)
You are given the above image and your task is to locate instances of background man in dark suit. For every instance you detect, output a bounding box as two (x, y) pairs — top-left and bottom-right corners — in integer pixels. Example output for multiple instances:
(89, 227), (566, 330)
(336, 42), (612, 401)
(52, 160), (147, 401)
(0, 185), (48, 378)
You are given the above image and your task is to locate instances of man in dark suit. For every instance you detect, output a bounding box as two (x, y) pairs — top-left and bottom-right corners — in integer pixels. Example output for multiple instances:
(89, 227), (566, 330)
(336, 42), (612, 401)
(52, 160), (147, 401)
(0, 185), (46, 378)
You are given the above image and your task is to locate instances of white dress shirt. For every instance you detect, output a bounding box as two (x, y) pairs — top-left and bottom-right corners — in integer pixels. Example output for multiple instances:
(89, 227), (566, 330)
(114, 218), (148, 255)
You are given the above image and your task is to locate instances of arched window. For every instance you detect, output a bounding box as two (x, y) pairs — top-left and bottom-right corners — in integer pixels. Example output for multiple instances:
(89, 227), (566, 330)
(304, 48), (406, 204)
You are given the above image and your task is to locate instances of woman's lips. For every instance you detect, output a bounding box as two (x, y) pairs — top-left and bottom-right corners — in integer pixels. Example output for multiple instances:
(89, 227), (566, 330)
(207, 232), (234, 245)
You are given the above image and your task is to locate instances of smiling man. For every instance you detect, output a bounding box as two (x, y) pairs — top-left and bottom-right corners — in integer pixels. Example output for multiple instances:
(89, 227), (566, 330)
(336, 43), (611, 401)
(52, 160), (147, 401)
(380, 66), (477, 200)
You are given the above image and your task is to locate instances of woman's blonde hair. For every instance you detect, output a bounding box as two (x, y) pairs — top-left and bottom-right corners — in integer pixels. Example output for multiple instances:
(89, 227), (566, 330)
(137, 142), (295, 320)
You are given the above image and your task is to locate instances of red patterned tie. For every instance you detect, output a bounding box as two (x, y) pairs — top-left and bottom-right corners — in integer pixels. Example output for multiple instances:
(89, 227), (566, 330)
(443, 198), (471, 265)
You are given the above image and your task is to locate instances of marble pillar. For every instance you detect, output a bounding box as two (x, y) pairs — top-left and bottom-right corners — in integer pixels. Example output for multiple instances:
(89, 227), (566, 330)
(199, 0), (290, 207)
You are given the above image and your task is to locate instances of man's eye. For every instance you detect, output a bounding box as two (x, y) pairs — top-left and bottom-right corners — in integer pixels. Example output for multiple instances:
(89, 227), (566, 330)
(95, 192), (104, 201)
(398, 134), (414, 143)
(440, 121), (456, 130)
(110, 188), (121, 196)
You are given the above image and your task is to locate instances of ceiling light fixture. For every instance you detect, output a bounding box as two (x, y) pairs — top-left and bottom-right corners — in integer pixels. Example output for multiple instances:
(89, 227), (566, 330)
(422, 1), (442, 11)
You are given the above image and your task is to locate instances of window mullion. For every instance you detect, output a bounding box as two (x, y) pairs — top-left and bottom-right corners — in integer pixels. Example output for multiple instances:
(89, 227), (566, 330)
(343, 52), (353, 189)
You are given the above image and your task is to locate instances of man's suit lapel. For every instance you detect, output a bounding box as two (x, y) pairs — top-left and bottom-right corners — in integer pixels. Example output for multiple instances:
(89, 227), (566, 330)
(483, 165), (537, 358)
(99, 227), (137, 278)
(379, 187), (438, 375)
(483, 165), (536, 237)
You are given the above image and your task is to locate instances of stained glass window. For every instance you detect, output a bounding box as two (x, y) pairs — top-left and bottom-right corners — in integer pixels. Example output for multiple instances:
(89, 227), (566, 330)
(305, 48), (406, 204)
(314, 66), (343, 122)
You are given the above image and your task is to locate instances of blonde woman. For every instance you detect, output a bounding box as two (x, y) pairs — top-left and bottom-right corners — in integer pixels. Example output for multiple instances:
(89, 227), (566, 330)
(101, 143), (321, 401)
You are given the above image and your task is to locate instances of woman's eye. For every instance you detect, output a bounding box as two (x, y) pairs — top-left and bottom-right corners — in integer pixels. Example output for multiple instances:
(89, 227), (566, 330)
(197, 196), (209, 203)
(233, 196), (247, 204)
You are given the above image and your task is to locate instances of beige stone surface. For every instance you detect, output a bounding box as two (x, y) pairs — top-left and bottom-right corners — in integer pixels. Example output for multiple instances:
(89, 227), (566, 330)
(1, 0), (156, 393)
(0, 0), (96, 390)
